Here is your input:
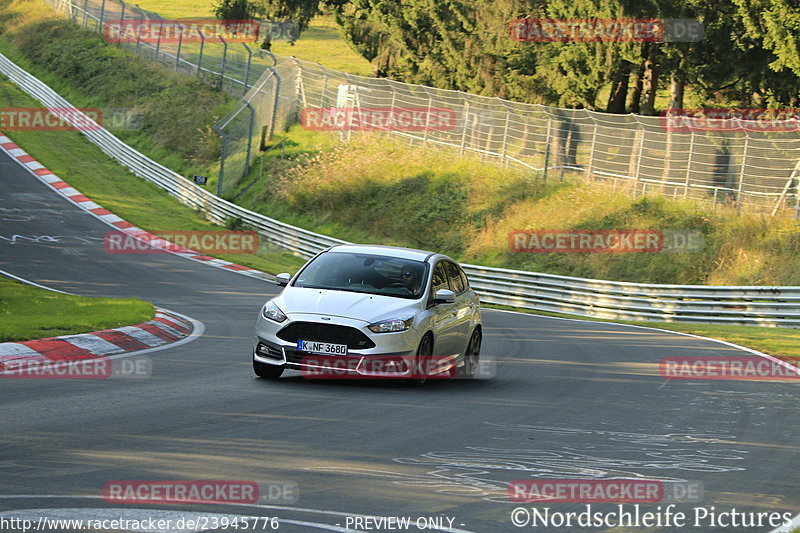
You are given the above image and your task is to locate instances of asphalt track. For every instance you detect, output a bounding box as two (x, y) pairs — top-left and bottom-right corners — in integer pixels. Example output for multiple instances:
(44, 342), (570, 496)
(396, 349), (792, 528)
(0, 147), (798, 533)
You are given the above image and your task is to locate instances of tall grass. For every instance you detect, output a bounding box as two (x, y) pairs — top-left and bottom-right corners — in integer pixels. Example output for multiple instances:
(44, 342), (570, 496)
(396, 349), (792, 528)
(240, 128), (800, 286)
(0, 0), (229, 173)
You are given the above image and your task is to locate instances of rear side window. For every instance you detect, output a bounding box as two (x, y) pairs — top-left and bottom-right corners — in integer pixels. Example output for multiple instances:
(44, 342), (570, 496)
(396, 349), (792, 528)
(431, 262), (449, 294)
(458, 266), (470, 290)
(445, 261), (465, 294)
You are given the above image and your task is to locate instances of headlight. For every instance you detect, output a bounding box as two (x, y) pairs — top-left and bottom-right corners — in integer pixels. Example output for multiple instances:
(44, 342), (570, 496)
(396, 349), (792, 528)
(262, 300), (287, 323)
(368, 316), (413, 333)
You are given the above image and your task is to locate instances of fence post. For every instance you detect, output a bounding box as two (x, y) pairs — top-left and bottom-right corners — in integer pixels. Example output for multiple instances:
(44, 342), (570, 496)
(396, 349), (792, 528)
(242, 43), (252, 96)
(214, 125), (226, 197)
(460, 99), (470, 155)
(500, 106), (510, 166)
(423, 91), (433, 144)
(293, 57), (307, 109)
(154, 13), (163, 59)
(387, 86), (397, 134)
(134, 7), (144, 54)
(218, 35), (228, 90)
(97, 0), (107, 32)
(268, 69), (281, 140)
(175, 23), (184, 70)
(634, 128), (644, 197)
(81, 0), (89, 27)
(243, 101), (255, 177)
(263, 49), (277, 67)
(684, 132), (695, 199)
(117, 0), (126, 44)
(737, 136), (750, 213)
(586, 122), (597, 179)
(196, 28), (205, 78)
(543, 117), (552, 182)
(795, 178), (800, 220)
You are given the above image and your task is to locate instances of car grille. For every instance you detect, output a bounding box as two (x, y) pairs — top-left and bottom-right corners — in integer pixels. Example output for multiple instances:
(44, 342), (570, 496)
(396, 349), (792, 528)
(277, 321), (376, 350)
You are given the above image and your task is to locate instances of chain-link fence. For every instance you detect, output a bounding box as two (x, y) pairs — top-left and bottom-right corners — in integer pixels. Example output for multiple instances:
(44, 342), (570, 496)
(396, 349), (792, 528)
(215, 59), (297, 196)
(289, 59), (800, 216)
(43, 0), (800, 217)
(47, 0), (278, 97)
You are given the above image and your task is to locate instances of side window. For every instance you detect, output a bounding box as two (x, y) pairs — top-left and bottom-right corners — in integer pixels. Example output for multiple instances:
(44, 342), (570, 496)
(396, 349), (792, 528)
(458, 265), (470, 291)
(431, 262), (450, 294)
(445, 262), (465, 294)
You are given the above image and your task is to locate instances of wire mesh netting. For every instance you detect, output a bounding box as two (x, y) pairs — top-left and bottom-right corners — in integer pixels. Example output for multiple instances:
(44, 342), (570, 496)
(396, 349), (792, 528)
(42, 0), (800, 216)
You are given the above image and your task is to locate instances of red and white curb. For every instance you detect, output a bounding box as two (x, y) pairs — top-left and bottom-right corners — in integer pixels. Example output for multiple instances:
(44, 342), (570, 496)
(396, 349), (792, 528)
(0, 133), (270, 280)
(0, 309), (195, 373)
(0, 269), (204, 374)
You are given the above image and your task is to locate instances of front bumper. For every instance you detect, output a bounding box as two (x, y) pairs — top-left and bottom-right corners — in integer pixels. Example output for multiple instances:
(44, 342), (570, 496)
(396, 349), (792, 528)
(254, 313), (432, 377)
(254, 338), (458, 379)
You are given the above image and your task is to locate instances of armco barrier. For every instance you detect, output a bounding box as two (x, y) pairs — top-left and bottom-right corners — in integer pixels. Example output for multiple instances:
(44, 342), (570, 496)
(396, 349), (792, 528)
(1, 53), (799, 327)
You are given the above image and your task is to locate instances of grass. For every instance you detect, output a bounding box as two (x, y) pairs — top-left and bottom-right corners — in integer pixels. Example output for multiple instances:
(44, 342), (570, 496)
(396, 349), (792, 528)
(233, 126), (800, 286)
(0, 78), (307, 276)
(270, 15), (373, 76)
(130, 0), (374, 76)
(0, 277), (154, 342)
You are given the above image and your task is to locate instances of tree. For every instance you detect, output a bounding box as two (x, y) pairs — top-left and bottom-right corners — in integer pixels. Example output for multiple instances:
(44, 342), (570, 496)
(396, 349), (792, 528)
(213, 0), (255, 20)
(251, 0), (333, 32)
(734, 0), (800, 77)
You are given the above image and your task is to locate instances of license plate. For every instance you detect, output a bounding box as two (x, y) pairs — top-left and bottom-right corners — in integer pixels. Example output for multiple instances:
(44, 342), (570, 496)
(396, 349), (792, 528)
(297, 340), (348, 355)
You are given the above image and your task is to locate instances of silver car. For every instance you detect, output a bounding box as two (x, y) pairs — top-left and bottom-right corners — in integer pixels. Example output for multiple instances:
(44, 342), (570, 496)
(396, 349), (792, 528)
(253, 244), (482, 382)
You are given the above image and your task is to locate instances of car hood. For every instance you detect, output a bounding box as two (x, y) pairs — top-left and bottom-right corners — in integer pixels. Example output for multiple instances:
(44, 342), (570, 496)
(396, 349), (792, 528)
(277, 287), (419, 323)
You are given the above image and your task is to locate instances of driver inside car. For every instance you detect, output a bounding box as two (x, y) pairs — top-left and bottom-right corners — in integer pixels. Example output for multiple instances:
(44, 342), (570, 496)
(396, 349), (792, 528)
(401, 268), (419, 292)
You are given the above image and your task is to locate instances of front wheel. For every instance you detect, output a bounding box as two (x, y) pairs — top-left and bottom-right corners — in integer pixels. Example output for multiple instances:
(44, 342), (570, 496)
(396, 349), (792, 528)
(457, 328), (481, 379)
(253, 359), (284, 379)
(408, 334), (433, 386)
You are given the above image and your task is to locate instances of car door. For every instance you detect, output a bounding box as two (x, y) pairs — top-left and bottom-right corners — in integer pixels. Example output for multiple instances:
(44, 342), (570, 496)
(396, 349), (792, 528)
(443, 261), (473, 353)
(428, 260), (458, 355)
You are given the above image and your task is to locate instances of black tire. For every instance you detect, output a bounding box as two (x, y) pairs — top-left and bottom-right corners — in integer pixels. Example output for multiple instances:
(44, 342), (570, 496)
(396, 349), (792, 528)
(409, 334), (433, 386)
(457, 328), (481, 379)
(253, 359), (284, 379)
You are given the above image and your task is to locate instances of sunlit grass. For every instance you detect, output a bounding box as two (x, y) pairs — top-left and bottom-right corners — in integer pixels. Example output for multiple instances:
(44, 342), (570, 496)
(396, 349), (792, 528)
(0, 277), (154, 341)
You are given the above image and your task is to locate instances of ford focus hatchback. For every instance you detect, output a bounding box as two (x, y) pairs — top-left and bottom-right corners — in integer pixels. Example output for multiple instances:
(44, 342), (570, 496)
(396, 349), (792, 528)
(253, 244), (482, 382)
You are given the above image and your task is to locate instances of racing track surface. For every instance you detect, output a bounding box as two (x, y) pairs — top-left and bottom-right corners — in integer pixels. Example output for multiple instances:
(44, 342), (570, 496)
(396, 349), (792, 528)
(0, 148), (798, 533)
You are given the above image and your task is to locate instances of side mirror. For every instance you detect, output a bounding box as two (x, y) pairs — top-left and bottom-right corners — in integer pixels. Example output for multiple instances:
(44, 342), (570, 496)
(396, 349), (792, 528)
(275, 273), (291, 287)
(433, 289), (456, 304)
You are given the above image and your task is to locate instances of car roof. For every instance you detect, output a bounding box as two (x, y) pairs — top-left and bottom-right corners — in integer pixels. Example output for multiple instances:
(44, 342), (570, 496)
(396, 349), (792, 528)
(326, 244), (445, 262)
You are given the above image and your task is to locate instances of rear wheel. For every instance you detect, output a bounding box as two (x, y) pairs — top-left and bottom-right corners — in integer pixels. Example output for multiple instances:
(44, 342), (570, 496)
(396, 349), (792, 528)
(409, 334), (433, 386)
(457, 328), (481, 379)
(253, 359), (284, 379)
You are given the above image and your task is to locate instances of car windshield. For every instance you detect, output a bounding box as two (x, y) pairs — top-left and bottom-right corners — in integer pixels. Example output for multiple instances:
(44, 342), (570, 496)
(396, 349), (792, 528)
(292, 252), (427, 299)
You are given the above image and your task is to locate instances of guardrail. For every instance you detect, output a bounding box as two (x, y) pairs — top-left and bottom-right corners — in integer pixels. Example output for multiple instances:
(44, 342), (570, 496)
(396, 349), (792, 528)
(2, 53), (799, 327)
